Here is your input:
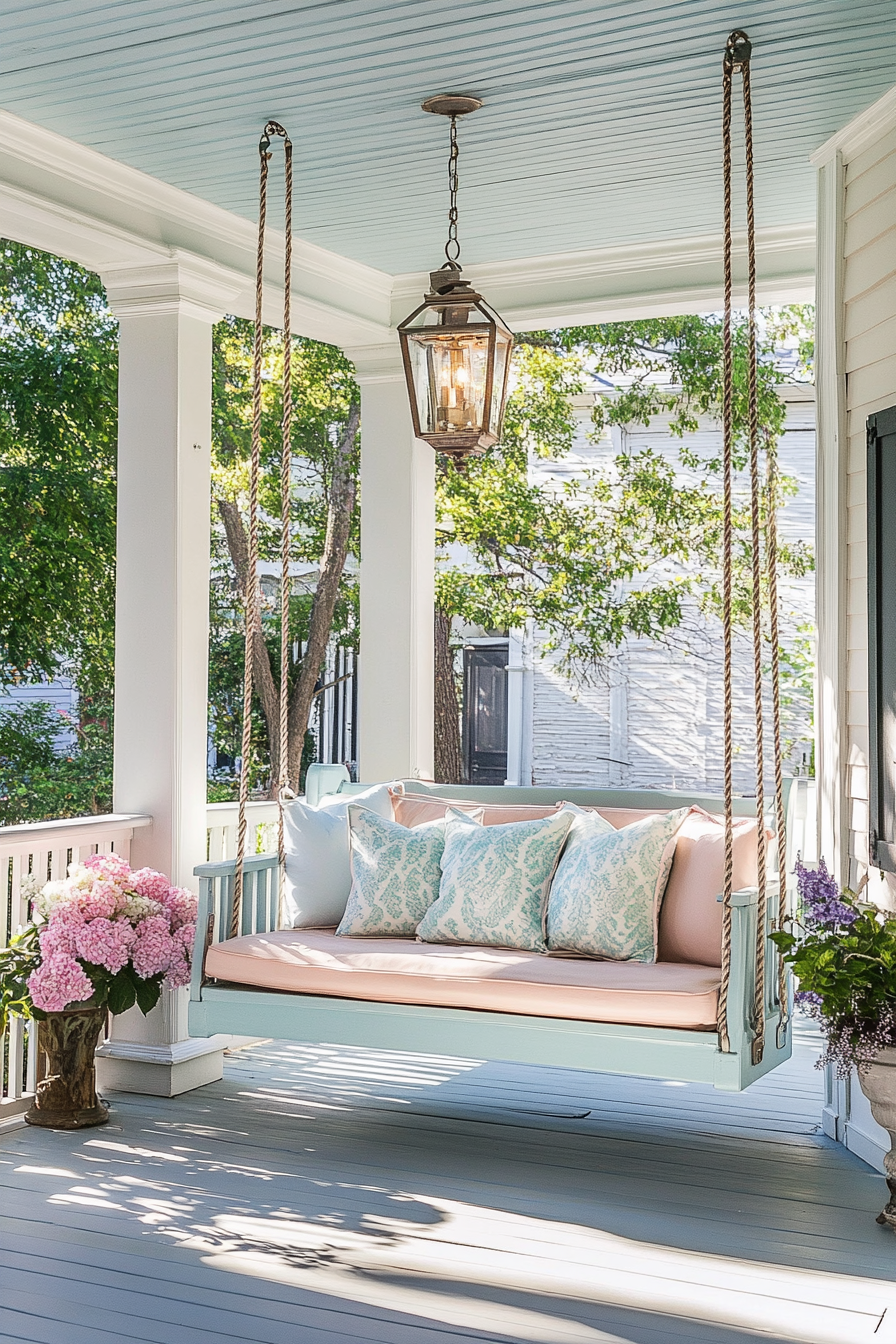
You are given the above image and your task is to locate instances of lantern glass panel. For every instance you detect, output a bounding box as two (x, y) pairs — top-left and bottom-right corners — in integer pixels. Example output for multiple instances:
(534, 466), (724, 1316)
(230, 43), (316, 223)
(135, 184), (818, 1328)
(488, 330), (513, 435)
(407, 331), (491, 438)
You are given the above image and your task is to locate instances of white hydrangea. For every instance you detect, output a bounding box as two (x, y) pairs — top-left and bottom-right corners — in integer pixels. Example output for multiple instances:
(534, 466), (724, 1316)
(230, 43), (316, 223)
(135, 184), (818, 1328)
(32, 880), (69, 918)
(121, 893), (163, 922)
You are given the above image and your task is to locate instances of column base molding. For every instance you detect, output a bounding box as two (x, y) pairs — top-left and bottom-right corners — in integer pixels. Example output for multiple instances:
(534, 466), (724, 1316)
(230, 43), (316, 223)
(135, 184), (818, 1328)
(95, 1035), (227, 1098)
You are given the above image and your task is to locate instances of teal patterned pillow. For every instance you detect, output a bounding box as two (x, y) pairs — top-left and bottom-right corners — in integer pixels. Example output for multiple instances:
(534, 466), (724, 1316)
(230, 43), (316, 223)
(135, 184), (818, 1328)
(336, 807), (445, 937)
(546, 806), (691, 962)
(416, 809), (573, 953)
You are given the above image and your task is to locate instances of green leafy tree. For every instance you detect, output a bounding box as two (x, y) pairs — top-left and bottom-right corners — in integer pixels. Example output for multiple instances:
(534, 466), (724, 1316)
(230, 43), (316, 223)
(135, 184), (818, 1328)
(210, 318), (360, 794)
(0, 241), (117, 702)
(0, 241), (117, 820)
(0, 700), (112, 824)
(434, 309), (814, 780)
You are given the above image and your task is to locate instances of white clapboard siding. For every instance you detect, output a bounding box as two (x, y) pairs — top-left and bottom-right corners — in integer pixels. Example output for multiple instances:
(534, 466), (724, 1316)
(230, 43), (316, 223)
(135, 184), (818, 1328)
(530, 390), (815, 792)
(842, 125), (896, 889)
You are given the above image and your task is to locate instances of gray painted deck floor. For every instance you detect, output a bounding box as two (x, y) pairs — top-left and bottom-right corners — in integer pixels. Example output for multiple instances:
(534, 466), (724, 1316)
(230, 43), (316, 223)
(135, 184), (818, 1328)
(0, 1020), (894, 1344)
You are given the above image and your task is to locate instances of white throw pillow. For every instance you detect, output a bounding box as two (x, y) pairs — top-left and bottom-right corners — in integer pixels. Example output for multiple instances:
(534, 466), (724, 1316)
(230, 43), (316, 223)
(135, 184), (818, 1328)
(281, 783), (393, 928)
(546, 806), (692, 962)
(417, 808), (573, 953)
(336, 807), (446, 937)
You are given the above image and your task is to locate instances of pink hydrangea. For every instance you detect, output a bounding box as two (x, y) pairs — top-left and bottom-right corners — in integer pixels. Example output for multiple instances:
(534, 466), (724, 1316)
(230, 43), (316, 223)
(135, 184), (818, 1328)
(175, 923), (196, 955)
(164, 957), (191, 990)
(38, 910), (83, 958)
(73, 917), (136, 973)
(131, 868), (174, 903)
(75, 880), (123, 921)
(28, 954), (94, 1013)
(131, 914), (176, 979)
(162, 887), (198, 931)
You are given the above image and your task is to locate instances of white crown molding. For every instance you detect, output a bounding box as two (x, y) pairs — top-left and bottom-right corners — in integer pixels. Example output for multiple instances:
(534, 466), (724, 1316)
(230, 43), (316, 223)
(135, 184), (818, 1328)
(391, 224), (815, 331)
(0, 108), (393, 346)
(811, 84), (896, 167)
(101, 255), (246, 322)
(0, 108), (816, 352)
(344, 340), (405, 383)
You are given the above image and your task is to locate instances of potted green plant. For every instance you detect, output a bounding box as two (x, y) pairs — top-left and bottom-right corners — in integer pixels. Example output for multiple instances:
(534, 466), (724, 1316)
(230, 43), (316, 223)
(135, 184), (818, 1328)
(0, 853), (197, 1129)
(772, 858), (896, 1228)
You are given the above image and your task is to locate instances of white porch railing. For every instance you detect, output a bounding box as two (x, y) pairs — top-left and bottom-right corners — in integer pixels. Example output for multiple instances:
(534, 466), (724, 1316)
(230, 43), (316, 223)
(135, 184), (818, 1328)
(0, 812), (151, 1120)
(206, 800), (279, 861)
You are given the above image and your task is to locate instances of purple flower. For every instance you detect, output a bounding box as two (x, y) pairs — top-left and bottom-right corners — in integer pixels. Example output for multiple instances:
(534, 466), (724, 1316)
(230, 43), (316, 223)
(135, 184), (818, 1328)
(795, 857), (858, 928)
(794, 990), (823, 1008)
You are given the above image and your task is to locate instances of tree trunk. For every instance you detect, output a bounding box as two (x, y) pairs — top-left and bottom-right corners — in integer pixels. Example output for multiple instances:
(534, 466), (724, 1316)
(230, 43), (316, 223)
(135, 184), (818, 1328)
(217, 495), (282, 794)
(286, 402), (361, 784)
(216, 398), (359, 794)
(434, 606), (464, 784)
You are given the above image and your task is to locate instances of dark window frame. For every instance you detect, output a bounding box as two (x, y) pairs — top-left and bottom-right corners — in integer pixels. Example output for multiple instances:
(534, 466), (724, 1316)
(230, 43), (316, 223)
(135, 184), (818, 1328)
(867, 404), (896, 872)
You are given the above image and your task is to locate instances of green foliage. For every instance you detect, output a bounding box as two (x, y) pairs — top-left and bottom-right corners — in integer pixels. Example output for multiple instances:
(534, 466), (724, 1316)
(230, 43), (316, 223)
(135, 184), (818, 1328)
(437, 308), (815, 670)
(212, 316), (360, 568)
(0, 241), (118, 700)
(773, 895), (896, 1075)
(0, 699), (112, 825)
(0, 922), (41, 1038)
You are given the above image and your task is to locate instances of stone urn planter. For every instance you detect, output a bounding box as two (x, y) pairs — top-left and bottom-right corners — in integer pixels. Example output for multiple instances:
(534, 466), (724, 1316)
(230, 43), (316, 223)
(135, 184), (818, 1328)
(858, 1047), (896, 1229)
(25, 1004), (109, 1130)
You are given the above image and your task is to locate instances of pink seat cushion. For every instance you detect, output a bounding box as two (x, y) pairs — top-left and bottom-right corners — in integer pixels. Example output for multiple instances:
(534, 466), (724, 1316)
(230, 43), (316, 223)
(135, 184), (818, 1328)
(206, 929), (720, 1030)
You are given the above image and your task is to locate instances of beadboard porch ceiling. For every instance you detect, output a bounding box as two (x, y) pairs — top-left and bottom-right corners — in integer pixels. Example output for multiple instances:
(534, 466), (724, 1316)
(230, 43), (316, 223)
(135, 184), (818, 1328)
(3, 0), (895, 278)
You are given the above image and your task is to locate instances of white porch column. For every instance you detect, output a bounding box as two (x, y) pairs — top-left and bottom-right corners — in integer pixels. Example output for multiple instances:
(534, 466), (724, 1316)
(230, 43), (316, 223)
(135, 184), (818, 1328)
(814, 155), (848, 886)
(348, 344), (435, 782)
(97, 259), (240, 1097)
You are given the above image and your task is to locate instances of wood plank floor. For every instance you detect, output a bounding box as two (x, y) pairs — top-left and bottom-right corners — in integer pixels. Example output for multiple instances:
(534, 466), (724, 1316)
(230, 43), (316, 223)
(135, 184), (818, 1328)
(1, 1018), (894, 1344)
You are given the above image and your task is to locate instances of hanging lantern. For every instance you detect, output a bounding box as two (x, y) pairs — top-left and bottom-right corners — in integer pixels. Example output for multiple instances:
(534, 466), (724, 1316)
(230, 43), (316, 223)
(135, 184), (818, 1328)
(398, 95), (513, 465)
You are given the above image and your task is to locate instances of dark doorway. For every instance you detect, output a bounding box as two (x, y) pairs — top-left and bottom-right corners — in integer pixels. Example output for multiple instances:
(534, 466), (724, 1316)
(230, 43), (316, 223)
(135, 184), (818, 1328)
(463, 642), (509, 785)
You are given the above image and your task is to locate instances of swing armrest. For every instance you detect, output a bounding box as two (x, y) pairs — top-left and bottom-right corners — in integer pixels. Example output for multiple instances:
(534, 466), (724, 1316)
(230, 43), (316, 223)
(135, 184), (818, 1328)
(190, 852), (280, 1002)
(717, 883), (786, 1056)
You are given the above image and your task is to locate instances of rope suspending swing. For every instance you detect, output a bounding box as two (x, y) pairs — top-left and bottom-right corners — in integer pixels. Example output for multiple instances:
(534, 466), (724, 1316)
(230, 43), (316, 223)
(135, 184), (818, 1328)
(232, 122), (293, 941)
(716, 32), (789, 1060)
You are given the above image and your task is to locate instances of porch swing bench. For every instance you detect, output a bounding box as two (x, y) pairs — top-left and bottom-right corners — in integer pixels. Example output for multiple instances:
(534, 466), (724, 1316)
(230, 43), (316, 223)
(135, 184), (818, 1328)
(188, 774), (797, 1095)
(189, 43), (796, 1097)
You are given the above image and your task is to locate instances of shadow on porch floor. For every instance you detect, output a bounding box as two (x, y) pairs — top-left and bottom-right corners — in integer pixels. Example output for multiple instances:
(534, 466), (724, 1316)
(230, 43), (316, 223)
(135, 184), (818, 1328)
(0, 1019), (892, 1344)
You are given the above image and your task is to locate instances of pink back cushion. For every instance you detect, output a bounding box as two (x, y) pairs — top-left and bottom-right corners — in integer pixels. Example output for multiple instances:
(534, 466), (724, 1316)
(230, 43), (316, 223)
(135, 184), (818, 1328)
(391, 793), (761, 968)
(391, 792), (557, 828)
(572, 804), (763, 967)
(658, 812), (762, 966)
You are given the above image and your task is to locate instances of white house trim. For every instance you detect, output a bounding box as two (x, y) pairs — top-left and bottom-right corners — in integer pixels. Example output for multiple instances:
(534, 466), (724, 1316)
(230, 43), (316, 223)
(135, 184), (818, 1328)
(1, 108), (815, 354)
(391, 224), (816, 332)
(811, 85), (896, 168)
(814, 152), (848, 885)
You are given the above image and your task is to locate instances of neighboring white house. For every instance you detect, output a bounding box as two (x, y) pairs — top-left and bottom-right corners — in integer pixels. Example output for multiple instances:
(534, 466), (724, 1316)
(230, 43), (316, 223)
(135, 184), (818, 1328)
(0, 672), (79, 752)
(494, 382), (816, 793)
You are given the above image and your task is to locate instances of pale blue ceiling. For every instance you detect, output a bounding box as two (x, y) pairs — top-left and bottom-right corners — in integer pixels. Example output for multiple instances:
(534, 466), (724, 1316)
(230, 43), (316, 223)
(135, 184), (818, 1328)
(2, 0), (894, 273)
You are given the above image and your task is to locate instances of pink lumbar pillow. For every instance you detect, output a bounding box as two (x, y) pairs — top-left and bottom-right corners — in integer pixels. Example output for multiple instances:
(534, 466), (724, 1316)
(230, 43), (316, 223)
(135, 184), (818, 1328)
(658, 810), (764, 967)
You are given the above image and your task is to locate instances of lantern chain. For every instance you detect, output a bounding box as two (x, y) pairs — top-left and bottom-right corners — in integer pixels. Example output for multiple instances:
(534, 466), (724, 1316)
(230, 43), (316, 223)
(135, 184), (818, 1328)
(445, 115), (461, 265)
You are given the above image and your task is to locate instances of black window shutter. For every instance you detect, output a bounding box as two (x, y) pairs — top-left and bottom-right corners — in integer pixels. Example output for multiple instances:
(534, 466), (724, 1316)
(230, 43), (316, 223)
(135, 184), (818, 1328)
(868, 405), (896, 872)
